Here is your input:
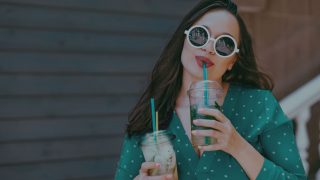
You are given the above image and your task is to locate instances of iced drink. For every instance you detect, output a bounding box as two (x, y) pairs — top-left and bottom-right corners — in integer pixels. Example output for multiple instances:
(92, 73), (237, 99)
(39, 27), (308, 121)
(188, 80), (223, 147)
(140, 130), (177, 177)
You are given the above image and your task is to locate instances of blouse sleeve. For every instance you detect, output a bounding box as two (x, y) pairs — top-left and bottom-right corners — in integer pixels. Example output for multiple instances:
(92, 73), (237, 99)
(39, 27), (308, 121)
(256, 91), (307, 180)
(114, 135), (144, 180)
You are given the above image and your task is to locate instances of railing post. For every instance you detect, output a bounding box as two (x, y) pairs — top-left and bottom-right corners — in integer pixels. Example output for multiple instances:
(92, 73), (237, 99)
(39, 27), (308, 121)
(280, 75), (320, 176)
(295, 107), (311, 173)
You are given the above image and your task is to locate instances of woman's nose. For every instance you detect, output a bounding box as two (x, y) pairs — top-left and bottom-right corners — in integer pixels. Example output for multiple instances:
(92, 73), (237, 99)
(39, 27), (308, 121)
(201, 42), (215, 55)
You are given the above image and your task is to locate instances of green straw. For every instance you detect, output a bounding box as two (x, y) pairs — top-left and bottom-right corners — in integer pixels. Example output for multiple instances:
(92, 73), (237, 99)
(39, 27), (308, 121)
(202, 63), (210, 144)
(203, 63), (209, 106)
(150, 98), (157, 141)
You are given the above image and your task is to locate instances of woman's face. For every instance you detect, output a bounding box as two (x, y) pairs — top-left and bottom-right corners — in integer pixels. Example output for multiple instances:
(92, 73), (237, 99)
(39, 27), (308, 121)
(181, 9), (240, 82)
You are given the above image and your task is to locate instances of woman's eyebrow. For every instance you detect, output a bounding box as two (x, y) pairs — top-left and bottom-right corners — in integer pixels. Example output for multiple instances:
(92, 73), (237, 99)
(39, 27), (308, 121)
(219, 32), (234, 37)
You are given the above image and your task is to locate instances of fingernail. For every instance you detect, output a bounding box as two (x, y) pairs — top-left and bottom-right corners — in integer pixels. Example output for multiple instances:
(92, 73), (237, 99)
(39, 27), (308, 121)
(198, 146), (202, 150)
(193, 120), (198, 124)
(198, 108), (204, 112)
(166, 174), (173, 178)
(191, 130), (196, 135)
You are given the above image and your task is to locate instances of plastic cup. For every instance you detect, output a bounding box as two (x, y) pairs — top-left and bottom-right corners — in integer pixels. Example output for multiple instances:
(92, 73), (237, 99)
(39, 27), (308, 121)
(140, 130), (178, 177)
(188, 80), (223, 147)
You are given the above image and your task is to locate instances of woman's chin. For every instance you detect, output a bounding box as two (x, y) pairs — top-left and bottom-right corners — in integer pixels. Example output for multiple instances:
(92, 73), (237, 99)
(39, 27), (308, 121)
(190, 74), (205, 81)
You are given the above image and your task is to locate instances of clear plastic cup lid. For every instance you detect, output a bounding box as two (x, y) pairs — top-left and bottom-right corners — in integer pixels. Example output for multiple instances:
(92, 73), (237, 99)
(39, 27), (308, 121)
(187, 80), (223, 98)
(139, 130), (176, 146)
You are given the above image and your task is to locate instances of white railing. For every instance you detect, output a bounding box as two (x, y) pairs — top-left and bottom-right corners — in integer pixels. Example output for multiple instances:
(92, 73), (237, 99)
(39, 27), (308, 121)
(280, 74), (320, 174)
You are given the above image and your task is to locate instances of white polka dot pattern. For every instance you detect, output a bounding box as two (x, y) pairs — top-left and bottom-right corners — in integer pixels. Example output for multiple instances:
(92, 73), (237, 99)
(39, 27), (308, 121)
(114, 85), (307, 180)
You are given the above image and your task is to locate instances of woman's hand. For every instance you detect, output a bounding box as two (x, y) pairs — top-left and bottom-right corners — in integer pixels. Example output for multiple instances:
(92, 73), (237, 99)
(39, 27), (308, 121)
(191, 108), (245, 156)
(134, 162), (174, 180)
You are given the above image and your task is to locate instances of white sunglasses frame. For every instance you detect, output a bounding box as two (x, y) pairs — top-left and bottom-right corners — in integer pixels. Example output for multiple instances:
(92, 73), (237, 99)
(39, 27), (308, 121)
(184, 25), (240, 58)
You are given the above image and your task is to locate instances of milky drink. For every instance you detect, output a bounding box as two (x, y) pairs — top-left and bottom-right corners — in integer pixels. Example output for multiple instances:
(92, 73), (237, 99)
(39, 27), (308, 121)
(140, 130), (177, 177)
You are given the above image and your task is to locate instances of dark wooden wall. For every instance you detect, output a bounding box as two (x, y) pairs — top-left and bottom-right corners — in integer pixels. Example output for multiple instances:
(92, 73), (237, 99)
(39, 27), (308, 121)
(0, 0), (319, 180)
(0, 0), (197, 179)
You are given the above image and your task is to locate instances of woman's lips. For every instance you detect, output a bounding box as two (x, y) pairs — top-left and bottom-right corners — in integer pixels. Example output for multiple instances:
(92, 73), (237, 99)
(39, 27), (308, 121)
(195, 56), (214, 68)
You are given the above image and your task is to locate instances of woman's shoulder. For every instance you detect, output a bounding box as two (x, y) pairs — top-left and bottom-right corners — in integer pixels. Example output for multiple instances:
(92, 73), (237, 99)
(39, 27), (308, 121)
(231, 82), (274, 99)
(231, 83), (291, 131)
(230, 83), (281, 111)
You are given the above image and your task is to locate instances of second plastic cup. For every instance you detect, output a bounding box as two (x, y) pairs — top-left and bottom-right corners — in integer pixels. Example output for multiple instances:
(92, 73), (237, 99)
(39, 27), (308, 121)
(140, 130), (178, 177)
(188, 80), (223, 147)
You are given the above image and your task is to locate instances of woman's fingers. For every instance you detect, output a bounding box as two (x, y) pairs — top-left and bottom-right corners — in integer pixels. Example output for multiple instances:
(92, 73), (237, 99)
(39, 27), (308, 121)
(138, 162), (174, 180)
(192, 129), (223, 139)
(198, 108), (227, 122)
(137, 173), (173, 180)
(198, 144), (224, 151)
(140, 162), (160, 174)
(193, 119), (226, 132)
(163, 174), (174, 180)
(146, 174), (174, 180)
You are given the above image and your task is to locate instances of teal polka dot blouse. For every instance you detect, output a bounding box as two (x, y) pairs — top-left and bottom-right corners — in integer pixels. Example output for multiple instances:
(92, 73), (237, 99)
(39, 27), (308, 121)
(115, 83), (307, 180)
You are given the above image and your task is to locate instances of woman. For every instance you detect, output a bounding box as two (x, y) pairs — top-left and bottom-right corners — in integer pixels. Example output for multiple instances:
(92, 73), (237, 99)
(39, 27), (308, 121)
(115, 0), (307, 179)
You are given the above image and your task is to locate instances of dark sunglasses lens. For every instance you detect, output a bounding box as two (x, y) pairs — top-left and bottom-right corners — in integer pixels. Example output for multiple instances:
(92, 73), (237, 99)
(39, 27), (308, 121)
(188, 27), (208, 47)
(215, 37), (236, 56)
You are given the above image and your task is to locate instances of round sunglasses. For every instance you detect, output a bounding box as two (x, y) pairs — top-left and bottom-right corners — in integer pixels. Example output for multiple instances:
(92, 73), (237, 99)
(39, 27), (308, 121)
(184, 25), (240, 58)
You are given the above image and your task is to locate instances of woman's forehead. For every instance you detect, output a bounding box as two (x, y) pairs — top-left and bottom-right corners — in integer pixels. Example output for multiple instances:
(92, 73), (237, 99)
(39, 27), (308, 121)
(194, 9), (240, 40)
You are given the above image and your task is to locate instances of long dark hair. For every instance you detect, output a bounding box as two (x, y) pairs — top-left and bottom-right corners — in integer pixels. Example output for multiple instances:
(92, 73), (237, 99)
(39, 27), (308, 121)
(126, 0), (273, 136)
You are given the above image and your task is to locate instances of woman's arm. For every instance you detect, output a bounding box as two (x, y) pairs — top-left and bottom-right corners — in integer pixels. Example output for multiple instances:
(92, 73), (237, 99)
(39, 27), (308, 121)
(229, 131), (264, 179)
(192, 108), (264, 179)
(193, 109), (306, 179)
(115, 135), (144, 180)
(192, 90), (307, 180)
(255, 122), (306, 180)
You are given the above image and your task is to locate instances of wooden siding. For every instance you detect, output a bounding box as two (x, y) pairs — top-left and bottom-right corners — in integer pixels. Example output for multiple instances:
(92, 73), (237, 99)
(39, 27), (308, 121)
(0, 0), (197, 179)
